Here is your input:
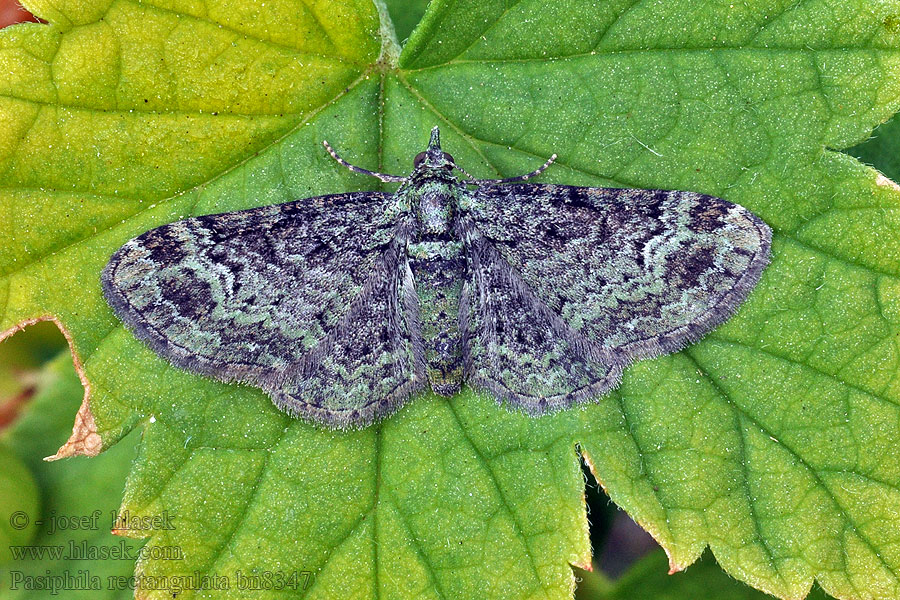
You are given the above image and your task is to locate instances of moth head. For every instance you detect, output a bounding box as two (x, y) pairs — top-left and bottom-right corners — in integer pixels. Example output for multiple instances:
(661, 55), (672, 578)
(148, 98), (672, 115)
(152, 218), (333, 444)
(413, 126), (456, 172)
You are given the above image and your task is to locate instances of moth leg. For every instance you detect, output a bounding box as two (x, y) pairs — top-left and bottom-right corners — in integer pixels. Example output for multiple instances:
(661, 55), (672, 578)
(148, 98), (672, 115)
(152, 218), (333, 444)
(470, 153), (558, 185)
(322, 140), (407, 183)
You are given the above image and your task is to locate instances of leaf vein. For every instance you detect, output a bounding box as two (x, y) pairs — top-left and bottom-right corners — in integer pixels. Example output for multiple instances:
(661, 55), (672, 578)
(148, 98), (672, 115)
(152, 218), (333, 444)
(684, 350), (900, 584)
(450, 0), (528, 62)
(122, 0), (356, 64)
(445, 401), (550, 597)
(396, 74), (503, 176)
(381, 487), (449, 600)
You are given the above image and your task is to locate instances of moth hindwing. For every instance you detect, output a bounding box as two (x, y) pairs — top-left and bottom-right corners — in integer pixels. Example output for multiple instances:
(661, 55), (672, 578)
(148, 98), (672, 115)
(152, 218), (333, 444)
(103, 127), (771, 429)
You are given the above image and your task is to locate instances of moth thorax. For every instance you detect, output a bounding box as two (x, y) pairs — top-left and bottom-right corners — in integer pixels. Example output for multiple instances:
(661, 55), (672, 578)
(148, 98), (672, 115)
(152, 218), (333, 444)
(418, 190), (453, 235)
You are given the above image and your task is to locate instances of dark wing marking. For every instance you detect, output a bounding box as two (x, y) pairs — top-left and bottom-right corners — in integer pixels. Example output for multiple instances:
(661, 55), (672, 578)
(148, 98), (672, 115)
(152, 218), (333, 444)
(102, 192), (425, 428)
(461, 184), (770, 411)
(461, 226), (621, 413)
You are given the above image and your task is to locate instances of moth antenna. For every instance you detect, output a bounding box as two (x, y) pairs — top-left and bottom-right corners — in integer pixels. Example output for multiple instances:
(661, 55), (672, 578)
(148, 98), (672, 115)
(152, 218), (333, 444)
(471, 153), (558, 185)
(453, 163), (478, 182)
(322, 140), (407, 183)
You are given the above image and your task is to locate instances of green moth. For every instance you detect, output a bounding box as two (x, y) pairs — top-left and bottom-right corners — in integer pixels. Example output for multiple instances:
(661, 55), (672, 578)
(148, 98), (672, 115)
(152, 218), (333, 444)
(102, 127), (771, 428)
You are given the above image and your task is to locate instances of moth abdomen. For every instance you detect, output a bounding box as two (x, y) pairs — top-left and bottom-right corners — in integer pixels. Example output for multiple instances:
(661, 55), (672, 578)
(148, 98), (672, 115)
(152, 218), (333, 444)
(407, 238), (466, 397)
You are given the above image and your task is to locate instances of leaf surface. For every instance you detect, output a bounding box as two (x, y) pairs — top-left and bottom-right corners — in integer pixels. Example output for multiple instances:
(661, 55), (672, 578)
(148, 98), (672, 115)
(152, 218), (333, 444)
(2, 0), (900, 598)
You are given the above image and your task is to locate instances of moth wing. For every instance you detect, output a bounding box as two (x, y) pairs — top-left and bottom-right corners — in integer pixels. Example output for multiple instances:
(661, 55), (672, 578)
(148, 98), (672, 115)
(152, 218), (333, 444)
(461, 231), (622, 413)
(461, 184), (770, 411)
(102, 192), (426, 427)
(267, 244), (427, 428)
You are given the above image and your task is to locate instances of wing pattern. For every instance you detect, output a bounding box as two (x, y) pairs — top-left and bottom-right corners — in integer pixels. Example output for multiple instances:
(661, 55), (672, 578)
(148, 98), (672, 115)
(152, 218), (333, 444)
(460, 184), (771, 410)
(102, 192), (425, 427)
(268, 242), (426, 427)
(461, 229), (622, 413)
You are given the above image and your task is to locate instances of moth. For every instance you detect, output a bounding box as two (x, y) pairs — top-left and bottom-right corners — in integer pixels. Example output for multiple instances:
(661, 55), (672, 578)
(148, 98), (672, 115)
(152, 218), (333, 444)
(102, 127), (771, 429)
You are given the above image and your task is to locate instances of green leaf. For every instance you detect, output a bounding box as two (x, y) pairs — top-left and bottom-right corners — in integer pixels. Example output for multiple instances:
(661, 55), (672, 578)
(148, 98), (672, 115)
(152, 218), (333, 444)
(578, 550), (835, 600)
(1, 1), (900, 599)
(0, 352), (139, 599)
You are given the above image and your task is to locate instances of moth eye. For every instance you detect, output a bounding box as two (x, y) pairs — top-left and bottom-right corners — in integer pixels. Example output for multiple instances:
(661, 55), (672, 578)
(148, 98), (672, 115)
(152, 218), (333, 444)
(442, 152), (455, 166)
(413, 152), (427, 168)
